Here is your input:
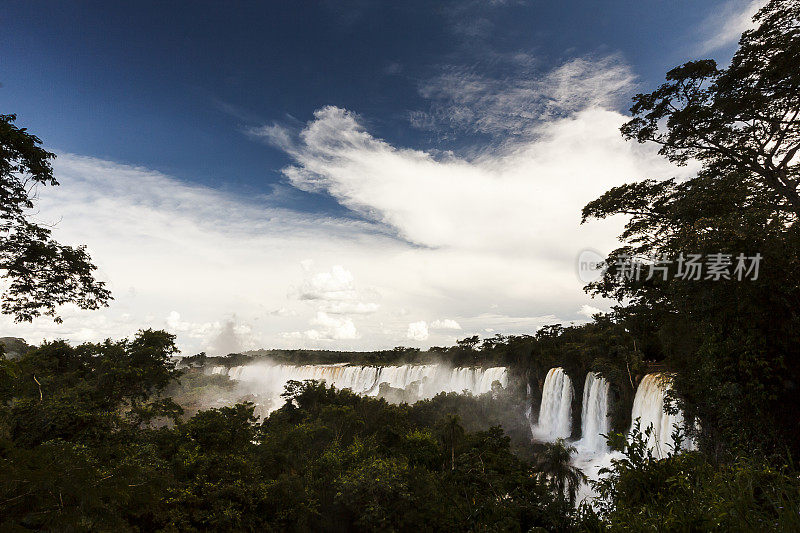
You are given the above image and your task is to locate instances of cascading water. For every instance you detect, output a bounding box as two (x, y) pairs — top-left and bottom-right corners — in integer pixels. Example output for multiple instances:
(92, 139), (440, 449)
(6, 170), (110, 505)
(525, 382), (533, 427)
(207, 362), (508, 415)
(573, 372), (695, 506)
(533, 367), (574, 441)
(629, 373), (691, 456)
(578, 371), (610, 453)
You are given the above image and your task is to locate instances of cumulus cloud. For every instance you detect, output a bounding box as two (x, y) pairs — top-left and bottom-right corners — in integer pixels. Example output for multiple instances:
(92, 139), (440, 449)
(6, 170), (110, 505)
(430, 318), (461, 330)
(164, 312), (259, 354)
(407, 321), (429, 341)
(289, 264), (379, 339)
(305, 311), (359, 340)
(296, 265), (359, 301)
(165, 311), (215, 337)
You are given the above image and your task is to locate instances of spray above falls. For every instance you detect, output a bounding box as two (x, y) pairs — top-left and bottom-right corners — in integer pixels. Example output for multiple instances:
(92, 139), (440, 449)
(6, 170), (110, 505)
(209, 363), (508, 415)
(533, 367), (574, 441)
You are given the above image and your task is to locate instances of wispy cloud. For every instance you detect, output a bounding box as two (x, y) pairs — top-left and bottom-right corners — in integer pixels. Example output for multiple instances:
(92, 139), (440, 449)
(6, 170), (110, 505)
(695, 0), (766, 55)
(409, 55), (636, 137)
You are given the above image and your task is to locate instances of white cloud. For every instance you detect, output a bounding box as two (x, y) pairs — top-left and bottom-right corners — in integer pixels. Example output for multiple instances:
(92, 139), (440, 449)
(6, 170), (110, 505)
(164, 312), (259, 354)
(406, 321), (429, 341)
(0, 55), (694, 353)
(268, 101), (688, 257)
(305, 312), (358, 340)
(0, 152), (389, 352)
(269, 307), (297, 317)
(300, 259), (314, 272)
(430, 318), (461, 330)
(319, 301), (380, 315)
(695, 0), (766, 55)
(577, 305), (602, 318)
(164, 311), (217, 339)
(410, 55), (636, 136)
(296, 265), (359, 301)
(246, 122), (294, 150)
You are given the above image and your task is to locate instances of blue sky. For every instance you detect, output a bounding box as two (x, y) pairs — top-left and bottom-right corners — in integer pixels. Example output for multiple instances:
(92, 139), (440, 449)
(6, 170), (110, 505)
(3, 1), (743, 195)
(0, 1), (762, 352)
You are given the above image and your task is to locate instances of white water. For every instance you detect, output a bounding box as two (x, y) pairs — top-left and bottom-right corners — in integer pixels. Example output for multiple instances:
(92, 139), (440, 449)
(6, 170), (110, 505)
(629, 373), (692, 457)
(533, 367), (574, 440)
(631, 374), (695, 457)
(525, 382), (533, 427)
(578, 371), (611, 453)
(575, 372), (698, 506)
(523, 370), (696, 506)
(572, 372), (614, 505)
(207, 362), (508, 415)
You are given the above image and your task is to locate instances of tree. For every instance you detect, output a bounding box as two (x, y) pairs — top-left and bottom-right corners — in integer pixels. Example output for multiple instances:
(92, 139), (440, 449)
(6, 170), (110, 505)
(0, 114), (111, 322)
(456, 336), (480, 351)
(619, 0), (800, 218)
(581, 0), (800, 457)
(437, 414), (465, 471)
(535, 438), (587, 506)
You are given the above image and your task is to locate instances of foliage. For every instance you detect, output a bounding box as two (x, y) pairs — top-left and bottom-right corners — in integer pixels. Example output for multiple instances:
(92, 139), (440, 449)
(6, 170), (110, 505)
(583, 422), (800, 531)
(567, 3), (800, 528)
(0, 336), (570, 531)
(535, 438), (587, 507)
(0, 114), (111, 322)
(0, 330), (182, 529)
(2, 1), (800, 530)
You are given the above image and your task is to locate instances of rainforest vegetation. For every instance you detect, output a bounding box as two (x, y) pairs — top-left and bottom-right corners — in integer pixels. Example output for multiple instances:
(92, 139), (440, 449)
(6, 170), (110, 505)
(1, 0), (800, 530)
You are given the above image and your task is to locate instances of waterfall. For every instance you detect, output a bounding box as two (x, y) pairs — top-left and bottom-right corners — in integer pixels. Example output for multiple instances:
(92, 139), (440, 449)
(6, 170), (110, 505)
(209, 362), (508, 415)
(630, 373), (691, 456)
(578, 371), (610, 452)
(533, 367), (574, 441)
(525, 382), (533, 426)
(573, 372), (696, 506)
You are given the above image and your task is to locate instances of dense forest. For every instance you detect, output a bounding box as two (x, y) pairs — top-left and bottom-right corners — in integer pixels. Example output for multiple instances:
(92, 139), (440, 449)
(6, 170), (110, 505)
(2, 0), (800, 530)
